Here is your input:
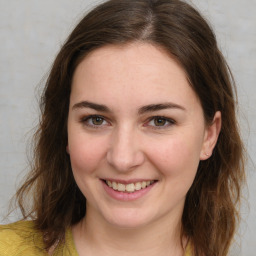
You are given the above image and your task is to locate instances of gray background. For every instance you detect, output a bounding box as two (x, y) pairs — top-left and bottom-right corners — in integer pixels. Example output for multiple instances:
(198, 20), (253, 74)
(0, 0), (255, 255)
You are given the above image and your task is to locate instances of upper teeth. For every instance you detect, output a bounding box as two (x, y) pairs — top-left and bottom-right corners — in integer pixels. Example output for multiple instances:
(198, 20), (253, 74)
(106, 180), (154, 193)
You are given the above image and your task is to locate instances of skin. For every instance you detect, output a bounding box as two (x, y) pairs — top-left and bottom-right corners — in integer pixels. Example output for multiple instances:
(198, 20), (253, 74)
(67, 42), (221, 256)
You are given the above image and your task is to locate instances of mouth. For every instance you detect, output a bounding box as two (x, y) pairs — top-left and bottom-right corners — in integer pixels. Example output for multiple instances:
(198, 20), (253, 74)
(103, 179), (157, 193)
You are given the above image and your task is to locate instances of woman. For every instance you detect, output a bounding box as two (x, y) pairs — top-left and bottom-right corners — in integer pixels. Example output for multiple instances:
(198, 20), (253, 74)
(0, 0), (245, 255)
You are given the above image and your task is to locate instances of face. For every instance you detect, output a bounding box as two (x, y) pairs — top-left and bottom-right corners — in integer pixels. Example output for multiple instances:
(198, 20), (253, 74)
(67, 43), (220, 229)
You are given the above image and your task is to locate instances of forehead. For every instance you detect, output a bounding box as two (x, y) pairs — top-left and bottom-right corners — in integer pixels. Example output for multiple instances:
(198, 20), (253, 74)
(73, 42), (187, 85)
(71, 43), (200, 110)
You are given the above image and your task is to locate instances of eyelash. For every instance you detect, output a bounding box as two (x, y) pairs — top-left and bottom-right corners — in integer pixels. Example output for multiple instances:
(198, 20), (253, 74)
(80, 115), (176, 129)
(145, 116), (176, 129)
(80, 115), (110, 128)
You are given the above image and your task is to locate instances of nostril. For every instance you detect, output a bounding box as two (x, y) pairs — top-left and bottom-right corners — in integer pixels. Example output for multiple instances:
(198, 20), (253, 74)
(106, 147), (145, 172)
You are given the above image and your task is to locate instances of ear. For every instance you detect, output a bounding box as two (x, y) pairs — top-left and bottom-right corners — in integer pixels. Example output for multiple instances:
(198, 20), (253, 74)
(200, 111), (222, 160)
(66, 145), (70, 154)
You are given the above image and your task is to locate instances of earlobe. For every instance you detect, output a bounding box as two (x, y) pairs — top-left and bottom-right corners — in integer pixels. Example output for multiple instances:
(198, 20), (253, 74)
(200, 111), (222, 160)
(66, 145), (70, 154)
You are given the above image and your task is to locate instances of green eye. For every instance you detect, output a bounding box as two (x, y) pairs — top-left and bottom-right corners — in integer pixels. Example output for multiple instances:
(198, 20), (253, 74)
(81, 115), (110, 129)
(91, 116), (104, 125)
(146, 116), (175, 129)
(154, 118), (167, 126)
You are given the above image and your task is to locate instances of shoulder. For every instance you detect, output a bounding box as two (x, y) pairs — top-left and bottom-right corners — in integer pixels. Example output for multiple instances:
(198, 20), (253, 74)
(0, 220), (46, 256)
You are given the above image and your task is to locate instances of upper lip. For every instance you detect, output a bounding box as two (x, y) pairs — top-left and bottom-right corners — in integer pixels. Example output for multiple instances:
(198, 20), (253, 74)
(101, 178), (157, 184)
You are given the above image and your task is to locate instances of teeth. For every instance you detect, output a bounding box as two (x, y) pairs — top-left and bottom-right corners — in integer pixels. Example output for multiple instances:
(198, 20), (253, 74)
(126, 183), (135, 192)
(117, 183), (125, 192)
(141, 181), (146, 189)
(135, 182), (142, 190)
(107, 180), (112, 188)
(105, 180), (155, 193)
(112, 182), (118, 190)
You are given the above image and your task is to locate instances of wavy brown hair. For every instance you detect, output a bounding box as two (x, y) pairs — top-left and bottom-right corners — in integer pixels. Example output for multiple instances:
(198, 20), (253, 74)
(14, 0), (245, 255)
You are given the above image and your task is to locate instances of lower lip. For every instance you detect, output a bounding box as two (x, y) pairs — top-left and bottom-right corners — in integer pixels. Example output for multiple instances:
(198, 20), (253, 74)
(102, 180), (157, 201)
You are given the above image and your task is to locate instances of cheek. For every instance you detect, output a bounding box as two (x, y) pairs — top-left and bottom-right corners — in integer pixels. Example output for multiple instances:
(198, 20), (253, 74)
(149, 137), (201, 205)
(147, 134), (202, 179)
(68, 135), (107, 175)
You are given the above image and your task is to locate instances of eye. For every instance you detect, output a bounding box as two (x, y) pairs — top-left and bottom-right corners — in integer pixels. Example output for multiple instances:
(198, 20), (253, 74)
(146, 116), (175, 128)
(90, 116), (105, 125)
(81, 115), (109, 128)
(153, 117), (167, 126)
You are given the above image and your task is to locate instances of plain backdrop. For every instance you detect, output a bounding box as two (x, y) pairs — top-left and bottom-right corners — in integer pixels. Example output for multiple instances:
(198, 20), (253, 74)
(0, 0), (255, 255)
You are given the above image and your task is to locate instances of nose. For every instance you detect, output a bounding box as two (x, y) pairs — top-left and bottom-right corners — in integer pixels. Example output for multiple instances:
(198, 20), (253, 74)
(106, 127), (145, 172)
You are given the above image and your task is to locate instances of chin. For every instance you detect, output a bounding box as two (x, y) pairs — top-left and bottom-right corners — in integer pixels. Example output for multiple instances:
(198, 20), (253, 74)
(102, 208), (154, 229)
(108, 218), (149, 230)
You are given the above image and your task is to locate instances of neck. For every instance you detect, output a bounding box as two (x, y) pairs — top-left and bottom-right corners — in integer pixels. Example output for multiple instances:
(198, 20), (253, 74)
(73, 208), (185, 256)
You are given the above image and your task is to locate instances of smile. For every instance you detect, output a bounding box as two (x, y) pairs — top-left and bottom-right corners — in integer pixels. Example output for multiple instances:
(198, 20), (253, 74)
(105, 180), (155, 193)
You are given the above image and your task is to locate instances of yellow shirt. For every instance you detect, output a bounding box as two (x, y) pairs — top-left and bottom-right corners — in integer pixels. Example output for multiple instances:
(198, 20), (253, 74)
(0, 221), (192, 255)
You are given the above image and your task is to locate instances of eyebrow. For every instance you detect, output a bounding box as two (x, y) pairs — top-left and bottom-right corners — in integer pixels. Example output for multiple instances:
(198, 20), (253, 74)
(72, 101), (186, 114)
(138, 103), (186, 114)
(72, 101), (110, 112)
